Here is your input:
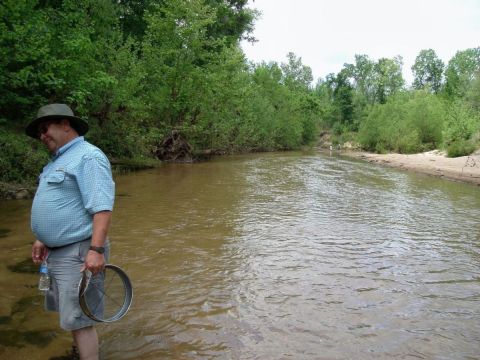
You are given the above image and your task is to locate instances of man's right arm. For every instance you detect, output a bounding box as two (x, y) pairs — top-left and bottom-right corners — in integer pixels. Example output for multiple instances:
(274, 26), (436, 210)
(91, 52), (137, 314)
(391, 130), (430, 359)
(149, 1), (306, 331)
(32, 240), (47, 265)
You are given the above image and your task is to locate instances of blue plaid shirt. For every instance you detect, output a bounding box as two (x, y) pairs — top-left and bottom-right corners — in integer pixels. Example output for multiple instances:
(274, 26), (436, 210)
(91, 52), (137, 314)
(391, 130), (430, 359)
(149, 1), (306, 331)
(31, 136), (115, 247)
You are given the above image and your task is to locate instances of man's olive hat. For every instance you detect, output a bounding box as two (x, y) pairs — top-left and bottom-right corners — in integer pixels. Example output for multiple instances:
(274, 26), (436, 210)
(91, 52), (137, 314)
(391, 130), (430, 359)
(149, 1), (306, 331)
(25, 103), (89, 139)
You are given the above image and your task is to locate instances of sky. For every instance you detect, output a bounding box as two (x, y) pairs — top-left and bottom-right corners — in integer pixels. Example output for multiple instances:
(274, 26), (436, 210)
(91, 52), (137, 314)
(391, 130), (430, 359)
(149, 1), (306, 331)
(240, 0), (480, 85)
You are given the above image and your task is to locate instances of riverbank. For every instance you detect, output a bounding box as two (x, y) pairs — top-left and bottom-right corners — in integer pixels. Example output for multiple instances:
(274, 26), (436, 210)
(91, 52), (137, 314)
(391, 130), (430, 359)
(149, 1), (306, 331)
(2, 149), (479, 200)
(0, 158), (161, 200)
(343, 150), (480, 186)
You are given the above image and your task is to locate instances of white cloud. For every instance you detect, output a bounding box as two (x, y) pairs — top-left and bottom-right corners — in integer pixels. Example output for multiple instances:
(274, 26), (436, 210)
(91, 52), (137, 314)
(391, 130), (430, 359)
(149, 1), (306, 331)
(241, 0), (480, 85)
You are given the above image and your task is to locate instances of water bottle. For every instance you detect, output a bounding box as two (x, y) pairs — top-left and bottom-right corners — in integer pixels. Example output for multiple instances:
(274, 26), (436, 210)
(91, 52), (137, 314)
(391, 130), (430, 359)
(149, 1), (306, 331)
(38, 261), (50, 291)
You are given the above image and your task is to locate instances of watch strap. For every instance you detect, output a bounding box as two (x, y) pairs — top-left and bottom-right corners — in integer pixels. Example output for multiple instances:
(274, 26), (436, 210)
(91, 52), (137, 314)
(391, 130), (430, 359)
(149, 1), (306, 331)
(89, 245), (105, 254)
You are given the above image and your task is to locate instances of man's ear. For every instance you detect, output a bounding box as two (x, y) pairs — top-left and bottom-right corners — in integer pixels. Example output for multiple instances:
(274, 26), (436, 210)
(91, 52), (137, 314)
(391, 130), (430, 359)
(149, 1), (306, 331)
(60, 119), (70, 129)
(62, 119), (79, 136)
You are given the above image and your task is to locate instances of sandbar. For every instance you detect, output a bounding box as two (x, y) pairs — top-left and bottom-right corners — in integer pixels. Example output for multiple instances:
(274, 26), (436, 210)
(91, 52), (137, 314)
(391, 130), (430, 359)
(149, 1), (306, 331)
(344, 150), (480, 186)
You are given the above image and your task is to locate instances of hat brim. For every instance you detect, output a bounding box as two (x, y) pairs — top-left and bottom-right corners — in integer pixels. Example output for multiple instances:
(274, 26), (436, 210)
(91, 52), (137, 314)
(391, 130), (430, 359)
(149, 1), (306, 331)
(25, 115), (89, 139)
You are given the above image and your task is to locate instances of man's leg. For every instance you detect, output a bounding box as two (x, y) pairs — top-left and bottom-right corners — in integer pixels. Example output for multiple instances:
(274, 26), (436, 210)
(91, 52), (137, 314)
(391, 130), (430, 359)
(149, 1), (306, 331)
(72, 326), (98, 360)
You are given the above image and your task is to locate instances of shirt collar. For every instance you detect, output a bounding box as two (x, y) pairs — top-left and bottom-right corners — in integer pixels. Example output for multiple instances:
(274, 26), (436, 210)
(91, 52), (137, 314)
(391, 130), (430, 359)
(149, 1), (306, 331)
(54, 136), (84, 159)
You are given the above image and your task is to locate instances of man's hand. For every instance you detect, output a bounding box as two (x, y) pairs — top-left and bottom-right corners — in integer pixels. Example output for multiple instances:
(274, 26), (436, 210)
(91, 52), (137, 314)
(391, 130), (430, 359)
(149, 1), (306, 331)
(82, 250), (105, 275)
(32, 240), (47, 265)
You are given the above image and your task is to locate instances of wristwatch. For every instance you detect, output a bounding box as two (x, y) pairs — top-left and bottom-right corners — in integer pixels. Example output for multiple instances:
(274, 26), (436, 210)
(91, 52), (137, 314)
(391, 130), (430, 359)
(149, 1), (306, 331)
(89, 246), (105, 254)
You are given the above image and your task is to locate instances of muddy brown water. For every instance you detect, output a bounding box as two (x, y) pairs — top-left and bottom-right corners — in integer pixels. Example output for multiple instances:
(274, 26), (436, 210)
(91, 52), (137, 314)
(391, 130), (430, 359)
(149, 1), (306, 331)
(0, 151), (479, 359)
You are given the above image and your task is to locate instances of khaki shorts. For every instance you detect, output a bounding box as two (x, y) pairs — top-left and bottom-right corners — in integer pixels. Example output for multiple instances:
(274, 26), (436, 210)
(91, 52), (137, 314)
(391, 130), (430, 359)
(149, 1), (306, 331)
(45, 238), (110, 331)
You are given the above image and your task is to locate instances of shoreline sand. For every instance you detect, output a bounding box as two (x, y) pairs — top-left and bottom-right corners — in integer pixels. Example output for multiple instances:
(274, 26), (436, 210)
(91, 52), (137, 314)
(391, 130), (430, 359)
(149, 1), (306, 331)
(343, 150), (480, 186)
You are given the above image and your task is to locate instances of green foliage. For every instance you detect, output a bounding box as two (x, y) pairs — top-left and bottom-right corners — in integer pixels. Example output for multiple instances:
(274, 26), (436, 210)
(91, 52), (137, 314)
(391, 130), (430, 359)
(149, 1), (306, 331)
(86, 114), (149, 159)
(253, 57), (319, 150)
(142, 0), (220, 130)
(412, 49), (444, 93)
(2, 0), (479, 189)
(298, 94), (320, 144)
(117, 0), (154, 40)
(405, 91), (445, 147)
(332, 122), (347, 136)
(442, 99), (479, 157)
(314, 75), (336, 127)
(0, 0), (123, 123)
(465, 71), (480, 111)
(345, 54), (377, 104)
(358, 91), (445, 153)
(0, 129), (49, 184)
(321, 55), (406, 137)
(281, 52), (313, 92)
(446, 140), (476, 157)
(373, 56), (405, 104)
(205, 0), (257, 44)
(0, 0), (53, 120)
(444, 47), (480, 99)
(332, 70), (354, 125)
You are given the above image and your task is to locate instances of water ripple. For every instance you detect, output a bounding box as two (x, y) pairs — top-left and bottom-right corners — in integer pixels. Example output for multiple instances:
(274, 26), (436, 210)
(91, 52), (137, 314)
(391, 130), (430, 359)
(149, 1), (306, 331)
(2, 152), (479, 359)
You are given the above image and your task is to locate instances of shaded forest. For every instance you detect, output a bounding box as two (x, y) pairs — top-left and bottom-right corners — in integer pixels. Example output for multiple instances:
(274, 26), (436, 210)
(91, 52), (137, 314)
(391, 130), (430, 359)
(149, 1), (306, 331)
(1, 0), (479, 186)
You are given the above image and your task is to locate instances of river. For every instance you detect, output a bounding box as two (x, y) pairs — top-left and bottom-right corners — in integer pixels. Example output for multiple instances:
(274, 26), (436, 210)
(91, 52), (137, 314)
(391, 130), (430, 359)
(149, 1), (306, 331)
(0, 151), (479, 359)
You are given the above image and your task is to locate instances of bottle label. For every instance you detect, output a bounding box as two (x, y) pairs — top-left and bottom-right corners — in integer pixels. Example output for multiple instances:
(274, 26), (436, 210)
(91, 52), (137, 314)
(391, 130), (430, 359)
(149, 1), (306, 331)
(40, 262), (48, 274)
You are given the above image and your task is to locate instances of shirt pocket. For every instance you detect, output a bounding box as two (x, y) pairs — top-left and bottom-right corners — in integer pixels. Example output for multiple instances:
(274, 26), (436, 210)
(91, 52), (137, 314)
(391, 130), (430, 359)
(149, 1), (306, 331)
(46, 171), (66, 184)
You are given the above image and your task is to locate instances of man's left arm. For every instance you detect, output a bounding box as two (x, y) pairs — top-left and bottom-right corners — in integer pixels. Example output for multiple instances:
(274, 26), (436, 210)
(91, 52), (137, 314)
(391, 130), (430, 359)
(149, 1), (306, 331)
(78, 153), (115, 275)
(84, 210), (112, 274)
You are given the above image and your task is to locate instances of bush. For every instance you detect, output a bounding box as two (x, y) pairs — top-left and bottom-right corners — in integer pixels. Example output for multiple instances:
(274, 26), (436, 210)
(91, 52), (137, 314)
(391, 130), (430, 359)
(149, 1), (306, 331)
(332, 122), (346, 136)
(0, 129), (49, 184)
(86, 115), (153, 159)
(442, 100), (479, 148)
(397, 130), (422, 154)
(358, 91), (446, 153)
(358, 94), (407, 152)
(446, 140), (477, 157)
(405, 91), (445, 148)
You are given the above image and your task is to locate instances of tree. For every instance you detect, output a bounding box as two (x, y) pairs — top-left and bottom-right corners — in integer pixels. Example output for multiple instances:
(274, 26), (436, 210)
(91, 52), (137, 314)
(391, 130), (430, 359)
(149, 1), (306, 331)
(411, 49), (444, 93)
(465, 71), (480, 111)
(313, 74), (336, 127)
(332, 69), (354, 125)
(142, 0), (218, 128)
(358, 91), (445, 154)
(0, 0), (120, 125)
(281, 52), (313, 92)
(117, 0), (157, 40)
(444, 47), (480, 98)
(345, 54), (377, 104)
(251, 61), (303, 149)
(205, 0), (257, 44)
(373, 56), (405, 103)
(442, 99), (479, 156)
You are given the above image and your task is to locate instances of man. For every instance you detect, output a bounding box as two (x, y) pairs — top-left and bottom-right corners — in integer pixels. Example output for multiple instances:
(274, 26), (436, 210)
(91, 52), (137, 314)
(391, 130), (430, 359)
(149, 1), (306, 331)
(27, 103), (115, 360)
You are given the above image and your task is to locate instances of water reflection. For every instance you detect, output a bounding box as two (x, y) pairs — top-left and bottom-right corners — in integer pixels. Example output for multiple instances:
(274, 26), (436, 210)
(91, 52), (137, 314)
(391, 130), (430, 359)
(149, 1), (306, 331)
(0, 151), (479, 359)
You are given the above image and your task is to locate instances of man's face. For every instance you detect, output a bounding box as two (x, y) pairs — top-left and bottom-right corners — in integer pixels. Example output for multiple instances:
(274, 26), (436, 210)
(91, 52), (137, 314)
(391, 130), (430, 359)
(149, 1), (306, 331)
(38, 120), (69, 153)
